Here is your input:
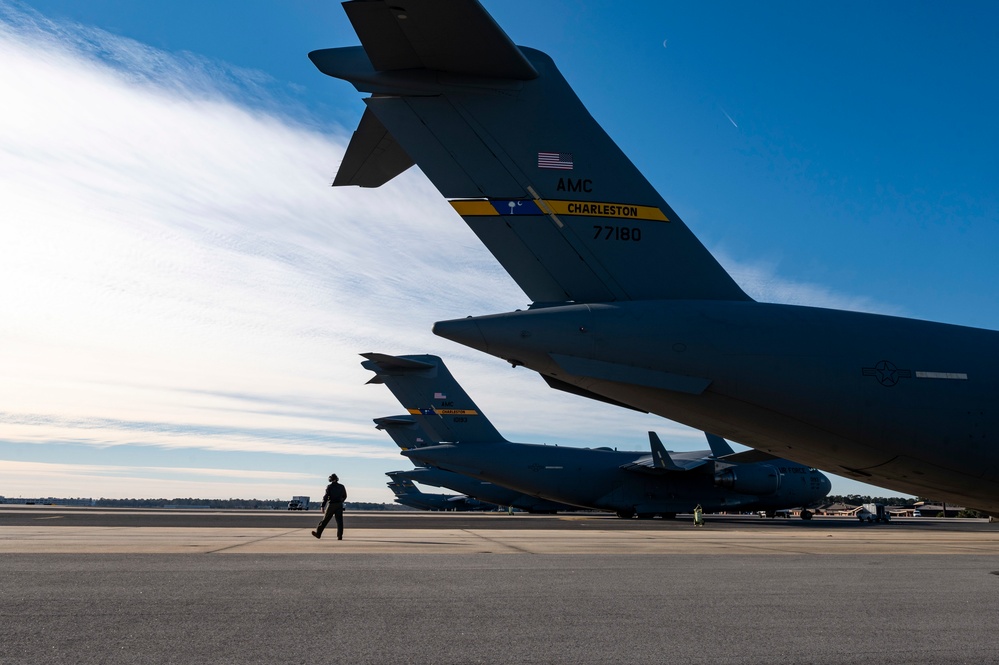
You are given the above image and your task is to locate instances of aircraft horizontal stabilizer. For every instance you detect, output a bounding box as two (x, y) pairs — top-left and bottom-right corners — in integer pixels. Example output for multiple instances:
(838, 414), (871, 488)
(361, 353), (437, 384)
(339, 0), (537, 79)
(373, 415), (417, 429)
(361, 352), (436, 370)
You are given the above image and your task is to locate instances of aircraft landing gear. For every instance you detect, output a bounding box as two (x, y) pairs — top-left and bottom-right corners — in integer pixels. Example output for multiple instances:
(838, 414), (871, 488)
(616, 509), (635, 519)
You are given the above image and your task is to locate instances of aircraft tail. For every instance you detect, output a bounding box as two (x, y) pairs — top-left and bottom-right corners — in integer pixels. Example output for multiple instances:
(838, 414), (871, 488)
(362, 353), (507, 443)
(312, 0), (749, 304)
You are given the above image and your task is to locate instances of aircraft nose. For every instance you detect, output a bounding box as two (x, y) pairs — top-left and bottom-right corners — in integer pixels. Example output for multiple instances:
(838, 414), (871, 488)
(433, 316), (489, 353)
(817, 471), (832, 497)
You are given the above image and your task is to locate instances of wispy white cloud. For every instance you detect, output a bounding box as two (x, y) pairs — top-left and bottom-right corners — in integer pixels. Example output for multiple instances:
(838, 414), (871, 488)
(0, 4), (881, 499)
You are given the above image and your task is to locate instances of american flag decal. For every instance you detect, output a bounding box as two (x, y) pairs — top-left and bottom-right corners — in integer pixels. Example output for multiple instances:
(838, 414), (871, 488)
(538, 151), (573, 170)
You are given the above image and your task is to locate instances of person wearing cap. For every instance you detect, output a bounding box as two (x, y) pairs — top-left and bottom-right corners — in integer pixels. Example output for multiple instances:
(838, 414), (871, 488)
(312, 473), (348, 540)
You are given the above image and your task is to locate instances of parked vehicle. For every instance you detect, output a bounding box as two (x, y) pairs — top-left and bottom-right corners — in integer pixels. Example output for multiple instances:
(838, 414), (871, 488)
(858, 503), (891, 523)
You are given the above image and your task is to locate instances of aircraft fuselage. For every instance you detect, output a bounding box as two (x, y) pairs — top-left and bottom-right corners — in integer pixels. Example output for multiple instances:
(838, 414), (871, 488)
(434, 300), (999, 511)
(405, 440), (830, 516)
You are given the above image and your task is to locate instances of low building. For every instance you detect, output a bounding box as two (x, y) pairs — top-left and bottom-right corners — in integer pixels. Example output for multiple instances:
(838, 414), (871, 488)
(913, 502), (965, 517)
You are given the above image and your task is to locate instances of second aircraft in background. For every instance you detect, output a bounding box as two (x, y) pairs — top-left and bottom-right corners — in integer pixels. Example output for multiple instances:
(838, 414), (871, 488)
(364, 353), (830, 519)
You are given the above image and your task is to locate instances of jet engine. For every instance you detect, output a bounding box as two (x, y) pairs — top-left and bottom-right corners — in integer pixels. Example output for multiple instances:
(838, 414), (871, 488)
(714, 464), (780, 496)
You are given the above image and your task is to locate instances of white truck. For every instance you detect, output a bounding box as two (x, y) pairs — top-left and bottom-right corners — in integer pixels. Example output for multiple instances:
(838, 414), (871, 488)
(858, 503), (891, 523)
(287, 496), (310, 511)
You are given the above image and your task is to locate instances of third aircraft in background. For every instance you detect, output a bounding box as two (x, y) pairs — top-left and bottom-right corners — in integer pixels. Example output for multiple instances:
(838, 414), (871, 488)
(314, 0), (999, 513)
(386, 472), (495, 512)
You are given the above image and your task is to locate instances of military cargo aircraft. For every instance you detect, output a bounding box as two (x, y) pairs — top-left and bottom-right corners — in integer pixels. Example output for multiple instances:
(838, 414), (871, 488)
(386, 471), (496, 512)
(375, 414), (578, 513)
(313, 0), (998, 512)
(392, 466), (575, 514)
(365, 353), (830, 518)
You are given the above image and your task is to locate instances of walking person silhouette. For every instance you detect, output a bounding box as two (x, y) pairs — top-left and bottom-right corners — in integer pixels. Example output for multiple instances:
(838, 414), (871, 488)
(312, 473), (347, 540)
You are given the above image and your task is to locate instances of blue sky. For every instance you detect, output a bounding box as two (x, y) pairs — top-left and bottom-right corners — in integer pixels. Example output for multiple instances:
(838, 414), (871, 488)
(2, 1), (997, 502)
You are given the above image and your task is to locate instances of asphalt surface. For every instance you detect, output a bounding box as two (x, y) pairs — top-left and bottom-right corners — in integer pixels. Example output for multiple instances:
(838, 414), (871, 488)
(2, 508), (998, 664)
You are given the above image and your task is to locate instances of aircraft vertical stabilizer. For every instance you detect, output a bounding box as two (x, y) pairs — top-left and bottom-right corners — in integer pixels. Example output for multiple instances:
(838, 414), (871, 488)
(361, 353), (506, 444)
(311, 0), (750, 304)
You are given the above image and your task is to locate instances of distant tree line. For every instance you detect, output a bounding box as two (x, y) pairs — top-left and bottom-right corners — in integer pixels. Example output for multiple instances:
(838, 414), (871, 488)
(93, 498), (287, 509)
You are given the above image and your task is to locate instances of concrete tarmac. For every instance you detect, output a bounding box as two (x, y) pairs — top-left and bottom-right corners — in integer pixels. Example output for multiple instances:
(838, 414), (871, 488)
(2, 506), (998, 664)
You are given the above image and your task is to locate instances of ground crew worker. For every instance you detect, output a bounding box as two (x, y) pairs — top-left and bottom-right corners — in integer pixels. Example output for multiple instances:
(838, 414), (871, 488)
(693, 504), (704, 527)
(312, 473), (347, 540)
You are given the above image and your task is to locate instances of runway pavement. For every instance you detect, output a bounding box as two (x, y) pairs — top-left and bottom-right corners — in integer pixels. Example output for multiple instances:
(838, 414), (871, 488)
(2, 506), (998, 664)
